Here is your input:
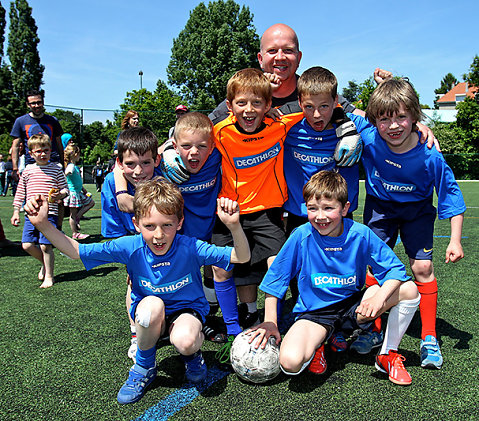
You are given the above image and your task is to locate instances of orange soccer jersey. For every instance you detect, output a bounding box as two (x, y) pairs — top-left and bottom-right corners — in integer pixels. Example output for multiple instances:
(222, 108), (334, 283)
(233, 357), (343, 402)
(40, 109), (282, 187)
(214, 113), (303, 214)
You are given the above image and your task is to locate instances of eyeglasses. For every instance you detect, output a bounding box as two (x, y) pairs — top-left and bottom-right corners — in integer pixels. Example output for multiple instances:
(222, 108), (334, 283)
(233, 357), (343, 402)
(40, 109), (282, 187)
(31, 148), (50, 155)
(28, 101), (43, 106)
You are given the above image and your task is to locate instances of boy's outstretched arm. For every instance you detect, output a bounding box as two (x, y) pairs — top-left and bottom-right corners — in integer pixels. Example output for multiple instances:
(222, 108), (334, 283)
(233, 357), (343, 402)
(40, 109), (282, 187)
(24, 194), (81, 260)
(216, 197), (250, 264)
(248, 294), (281, 348)
(446, 213), (464, 263)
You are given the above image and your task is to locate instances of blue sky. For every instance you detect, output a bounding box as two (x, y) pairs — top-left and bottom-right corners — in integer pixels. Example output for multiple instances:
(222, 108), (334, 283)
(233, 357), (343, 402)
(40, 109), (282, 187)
(8, 0), (478, 123)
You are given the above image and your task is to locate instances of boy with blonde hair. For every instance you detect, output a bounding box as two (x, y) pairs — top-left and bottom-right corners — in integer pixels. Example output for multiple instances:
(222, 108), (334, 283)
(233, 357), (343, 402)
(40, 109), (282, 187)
(11, 134), (68, 288)
(250, 171), (420, 385)
(212, 68), (303, 357)
(355, 78), (466, 368)
(24, 177), (250, 404)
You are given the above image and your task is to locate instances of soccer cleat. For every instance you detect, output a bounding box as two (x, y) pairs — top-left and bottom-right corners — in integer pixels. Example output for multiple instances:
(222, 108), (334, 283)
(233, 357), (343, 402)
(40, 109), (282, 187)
(127, 337), (138, 363)
(203, 323), (228, 343)
(238, 303), (260, 330)
(182, 351), (208, 383)
(117, 364), (157, 404)
(329, 332), (348, 352)
(350, 329), (384, 354)
(420, 335), (443, 369)
(375, 350), (412, 386)
(215, 334), (235, 365)
(308, 344), (327, 375)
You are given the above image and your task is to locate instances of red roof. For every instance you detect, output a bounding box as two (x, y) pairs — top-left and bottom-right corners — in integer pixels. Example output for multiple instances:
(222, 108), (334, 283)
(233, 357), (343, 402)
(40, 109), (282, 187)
(437, 82), (478, 103)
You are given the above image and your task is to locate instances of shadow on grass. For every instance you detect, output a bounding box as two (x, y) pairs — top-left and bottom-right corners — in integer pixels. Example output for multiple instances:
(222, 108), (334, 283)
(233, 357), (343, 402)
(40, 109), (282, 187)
(54, 266), (121, 284)
(407, 312), (472, 349)
(0, 242), (27, 257)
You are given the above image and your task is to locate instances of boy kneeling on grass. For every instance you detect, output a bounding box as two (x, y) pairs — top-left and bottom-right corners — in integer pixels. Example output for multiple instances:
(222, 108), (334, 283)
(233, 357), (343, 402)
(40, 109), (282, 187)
(24, 177), (250, 404)
(249, 170), (420, 386)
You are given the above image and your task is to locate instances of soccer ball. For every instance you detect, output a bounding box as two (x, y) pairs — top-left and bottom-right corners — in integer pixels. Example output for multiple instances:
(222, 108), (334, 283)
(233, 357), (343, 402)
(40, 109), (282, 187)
(230, 330), (280, 384)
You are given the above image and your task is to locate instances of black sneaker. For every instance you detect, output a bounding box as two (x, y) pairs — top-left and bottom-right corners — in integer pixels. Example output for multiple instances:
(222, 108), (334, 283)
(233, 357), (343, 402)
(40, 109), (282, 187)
(238, 303), (260, 330)
(203, 323), (228, 343)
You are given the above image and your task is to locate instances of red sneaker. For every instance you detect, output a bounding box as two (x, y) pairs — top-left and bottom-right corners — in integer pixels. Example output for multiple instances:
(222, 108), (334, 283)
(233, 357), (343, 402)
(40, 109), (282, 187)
(375, 350), (412, 386)
(308, 344), (327, 375)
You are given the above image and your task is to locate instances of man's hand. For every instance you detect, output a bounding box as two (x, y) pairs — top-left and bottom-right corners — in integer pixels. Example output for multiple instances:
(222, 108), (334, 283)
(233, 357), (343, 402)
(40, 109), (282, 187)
(264, 72), (282, 92)
(373, 68), (393, 85)
(160, 139), (190, 184)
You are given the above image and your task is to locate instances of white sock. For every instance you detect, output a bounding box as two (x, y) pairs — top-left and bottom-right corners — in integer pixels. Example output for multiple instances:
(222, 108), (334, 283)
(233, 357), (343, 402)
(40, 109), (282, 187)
(244, 301), (257, 313)
(380, 295), (420, 355)
(130, 325), (136, 335)
(203, 285), (217, 304)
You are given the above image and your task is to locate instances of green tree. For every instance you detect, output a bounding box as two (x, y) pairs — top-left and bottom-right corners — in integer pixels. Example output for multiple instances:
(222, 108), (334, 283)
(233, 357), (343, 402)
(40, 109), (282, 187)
(463, 55), (479, 88)
(455, 97), (479, 153)
(82, 120), (118, 164)
(7, 0), (44, 98)
(434, 73), (458, 95)
(342, 80), (360, 103)
(0, 2), (20, 134)
(50, 109), (82, 144)
(117, 80), (183, 143)
(353, 77), (376, 111)
(167, 0), (259, 111)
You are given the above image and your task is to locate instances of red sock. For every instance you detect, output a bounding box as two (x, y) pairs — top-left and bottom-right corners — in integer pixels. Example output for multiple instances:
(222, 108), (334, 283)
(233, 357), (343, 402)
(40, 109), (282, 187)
(415, 278), (438, 339)
(365, 272), (382, 332)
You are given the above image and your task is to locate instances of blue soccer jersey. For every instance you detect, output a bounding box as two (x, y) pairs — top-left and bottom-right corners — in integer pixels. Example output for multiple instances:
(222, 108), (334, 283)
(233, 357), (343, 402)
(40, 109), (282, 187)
(79, 234), (234, 321)
(260, 218), (409, 314)
(283, 115), (360, 217)
(100, 172), (137, 238)
(354, 115), (466, 220)
(159, 148), (222, 241)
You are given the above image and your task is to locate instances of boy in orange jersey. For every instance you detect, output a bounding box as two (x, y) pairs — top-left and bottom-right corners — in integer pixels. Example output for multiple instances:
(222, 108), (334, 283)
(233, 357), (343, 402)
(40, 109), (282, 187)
(212, 68), (303, 362)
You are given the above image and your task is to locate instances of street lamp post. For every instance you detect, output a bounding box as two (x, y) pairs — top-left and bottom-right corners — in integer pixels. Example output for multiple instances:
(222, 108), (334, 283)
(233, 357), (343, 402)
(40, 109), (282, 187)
(139, 70), (143, 90)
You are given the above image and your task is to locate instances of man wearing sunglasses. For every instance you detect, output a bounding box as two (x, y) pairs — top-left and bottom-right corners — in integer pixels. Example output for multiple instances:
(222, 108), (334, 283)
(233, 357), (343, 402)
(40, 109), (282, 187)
(10, 89), (64, 182)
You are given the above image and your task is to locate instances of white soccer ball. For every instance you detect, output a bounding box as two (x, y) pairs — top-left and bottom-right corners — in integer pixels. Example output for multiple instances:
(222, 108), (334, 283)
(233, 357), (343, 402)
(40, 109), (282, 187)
(230, 330), (280, 384)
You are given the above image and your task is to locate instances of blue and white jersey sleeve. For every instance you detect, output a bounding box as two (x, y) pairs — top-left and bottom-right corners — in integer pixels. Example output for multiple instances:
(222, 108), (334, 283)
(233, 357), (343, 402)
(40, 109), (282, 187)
(100, 172), (136, 238)
(283, 117), (359, 217)
(79, 235), (134, 270)
(429, 151), (466, 219)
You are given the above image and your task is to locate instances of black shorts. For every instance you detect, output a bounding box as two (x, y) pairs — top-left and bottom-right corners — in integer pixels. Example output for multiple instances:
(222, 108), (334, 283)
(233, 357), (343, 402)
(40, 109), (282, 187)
(212, 208), (286, 277)
(295, 290), (372, 340)
(157, 308), (203, 342)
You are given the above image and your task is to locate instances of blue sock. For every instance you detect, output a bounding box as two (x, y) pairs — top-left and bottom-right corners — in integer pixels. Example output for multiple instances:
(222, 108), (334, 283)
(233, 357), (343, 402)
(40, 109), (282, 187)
(136, 345), (156, 369)
(214, 277), (242, 336)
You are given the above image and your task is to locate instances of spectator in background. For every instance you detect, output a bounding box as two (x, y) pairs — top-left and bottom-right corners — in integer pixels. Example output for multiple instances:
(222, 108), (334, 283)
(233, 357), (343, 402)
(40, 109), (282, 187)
(121, 110), (140, 131)
(168, 104), (189, 139)
(0, 154), (5, 193)
(92, 157), (105, 192)
(2, 155), (13, 196)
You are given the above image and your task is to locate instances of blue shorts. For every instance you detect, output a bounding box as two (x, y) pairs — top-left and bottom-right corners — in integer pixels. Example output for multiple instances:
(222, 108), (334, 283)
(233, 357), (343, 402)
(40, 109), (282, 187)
(363, 195), (436, 260)
(295, 290), (372, 339)
(22, 215), (58, 245)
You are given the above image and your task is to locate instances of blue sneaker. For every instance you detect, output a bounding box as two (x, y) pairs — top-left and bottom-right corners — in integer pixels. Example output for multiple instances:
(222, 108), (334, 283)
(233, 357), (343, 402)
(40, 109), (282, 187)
(420, 335), (443, 369)
(117, 364), (157, 404)
(182, 351), (207, 383)
(329, 332), (348, 352)
(350, 330), (384, 354)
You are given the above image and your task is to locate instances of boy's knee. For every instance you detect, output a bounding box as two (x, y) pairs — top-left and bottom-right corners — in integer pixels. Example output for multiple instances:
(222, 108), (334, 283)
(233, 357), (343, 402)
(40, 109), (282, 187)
(411, 259), (434, 281)
(136, 296), (165, 328)
(279, 351), (303, 374)
(400, 280), (420, 301)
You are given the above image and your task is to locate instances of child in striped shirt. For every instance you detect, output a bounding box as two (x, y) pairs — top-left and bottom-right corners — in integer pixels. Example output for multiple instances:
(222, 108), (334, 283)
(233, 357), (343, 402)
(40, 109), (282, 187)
(11, 134), (69, 288)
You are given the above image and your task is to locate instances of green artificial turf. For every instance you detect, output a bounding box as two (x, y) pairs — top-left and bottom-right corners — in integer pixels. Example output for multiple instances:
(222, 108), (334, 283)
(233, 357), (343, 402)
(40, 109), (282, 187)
(0, 182), (478, 421)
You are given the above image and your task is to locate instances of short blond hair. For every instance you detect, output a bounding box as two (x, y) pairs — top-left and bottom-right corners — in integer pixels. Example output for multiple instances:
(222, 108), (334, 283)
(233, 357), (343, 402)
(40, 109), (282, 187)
(303, 170), (348, 207)
(27, 134), (51, 151)
(366, 79), (422, 127)
(226, 68), (272, 104)
(298, 66), (337, 100)
(133, 177), (184, 222)
(174, 112), (214, 145)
